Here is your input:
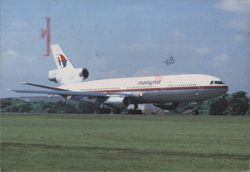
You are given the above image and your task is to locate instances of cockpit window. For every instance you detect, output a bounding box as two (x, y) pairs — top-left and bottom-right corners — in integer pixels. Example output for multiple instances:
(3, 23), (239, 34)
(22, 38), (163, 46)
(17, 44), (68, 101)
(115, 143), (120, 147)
(214, 81), (224, 84)
(210, 81), (214, 85)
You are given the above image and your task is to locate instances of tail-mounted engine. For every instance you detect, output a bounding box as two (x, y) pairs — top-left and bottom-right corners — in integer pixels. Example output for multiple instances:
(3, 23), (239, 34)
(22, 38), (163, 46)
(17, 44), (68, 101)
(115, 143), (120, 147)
(48, 67), (89, 84)
(79, 68), (89, 79)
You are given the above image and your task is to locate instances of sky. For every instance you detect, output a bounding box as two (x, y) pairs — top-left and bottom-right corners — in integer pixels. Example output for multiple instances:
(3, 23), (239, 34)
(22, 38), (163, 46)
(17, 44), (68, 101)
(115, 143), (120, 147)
(0, 0), (250, 97)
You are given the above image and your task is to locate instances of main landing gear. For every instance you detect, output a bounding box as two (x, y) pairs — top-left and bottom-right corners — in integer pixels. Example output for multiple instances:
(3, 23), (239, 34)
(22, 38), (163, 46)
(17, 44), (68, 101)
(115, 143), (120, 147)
(94, 105), (121, 114)
(128, 104), (143, 114)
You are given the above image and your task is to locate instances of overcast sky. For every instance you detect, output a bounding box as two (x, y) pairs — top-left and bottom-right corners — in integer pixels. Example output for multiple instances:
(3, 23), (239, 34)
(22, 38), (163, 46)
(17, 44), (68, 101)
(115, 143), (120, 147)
(1, 0), (250, 97)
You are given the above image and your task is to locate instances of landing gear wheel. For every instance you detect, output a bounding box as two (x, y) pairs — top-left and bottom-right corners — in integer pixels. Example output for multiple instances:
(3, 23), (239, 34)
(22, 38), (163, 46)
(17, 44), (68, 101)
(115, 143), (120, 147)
(135, 109), (142, 114)
(128, 103), (142, 114)
(96, 108), (111, 114)
(128, 109), (142, 114)
(112, 109), (121, 114)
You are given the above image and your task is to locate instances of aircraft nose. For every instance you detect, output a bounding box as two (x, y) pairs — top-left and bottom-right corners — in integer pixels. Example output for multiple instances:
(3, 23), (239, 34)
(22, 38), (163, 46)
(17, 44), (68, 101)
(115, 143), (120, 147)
(223, 85), (228, 94)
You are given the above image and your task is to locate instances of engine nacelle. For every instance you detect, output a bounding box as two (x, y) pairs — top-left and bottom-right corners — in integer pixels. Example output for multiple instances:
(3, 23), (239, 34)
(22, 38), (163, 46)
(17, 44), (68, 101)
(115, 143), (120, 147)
(104, 96), (130, 109)
(78, 68), (89, 79)
(48, 69), (58, 83)
(48, 68), (89, 84)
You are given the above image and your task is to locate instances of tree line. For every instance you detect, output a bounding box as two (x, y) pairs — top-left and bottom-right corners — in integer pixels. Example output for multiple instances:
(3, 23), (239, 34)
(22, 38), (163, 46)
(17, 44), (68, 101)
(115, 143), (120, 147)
(0, 91), (249, 115)
(198, 91), (249, 115)
(0, 99), (97, 114)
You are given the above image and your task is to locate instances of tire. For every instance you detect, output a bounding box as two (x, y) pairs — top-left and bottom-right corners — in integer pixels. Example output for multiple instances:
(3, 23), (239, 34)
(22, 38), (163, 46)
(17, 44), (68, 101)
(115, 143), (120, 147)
(112, 109), (121, 114)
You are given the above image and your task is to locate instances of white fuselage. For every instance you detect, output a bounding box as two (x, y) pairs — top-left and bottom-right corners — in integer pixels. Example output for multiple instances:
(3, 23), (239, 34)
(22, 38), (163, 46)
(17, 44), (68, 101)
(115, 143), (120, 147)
(59, 74), (228, 104)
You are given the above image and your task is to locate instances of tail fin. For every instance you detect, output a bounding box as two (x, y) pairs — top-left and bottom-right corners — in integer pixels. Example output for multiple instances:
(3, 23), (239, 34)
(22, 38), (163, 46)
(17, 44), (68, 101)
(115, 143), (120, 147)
(51, 44), (75, 69)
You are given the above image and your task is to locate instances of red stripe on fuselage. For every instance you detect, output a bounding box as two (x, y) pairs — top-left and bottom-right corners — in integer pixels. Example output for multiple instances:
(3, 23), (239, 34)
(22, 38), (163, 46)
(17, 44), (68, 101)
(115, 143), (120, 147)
(88, 85), (227, 93)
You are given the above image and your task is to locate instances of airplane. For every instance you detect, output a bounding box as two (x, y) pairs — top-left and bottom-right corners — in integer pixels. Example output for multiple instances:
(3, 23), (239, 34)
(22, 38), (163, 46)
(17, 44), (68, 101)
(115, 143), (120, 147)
(11, 44), (228, 114)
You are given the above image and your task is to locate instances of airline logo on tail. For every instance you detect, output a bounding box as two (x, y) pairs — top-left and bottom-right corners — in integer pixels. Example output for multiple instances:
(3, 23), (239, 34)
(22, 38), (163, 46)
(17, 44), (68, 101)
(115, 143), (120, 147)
(57, 54), (67, 67)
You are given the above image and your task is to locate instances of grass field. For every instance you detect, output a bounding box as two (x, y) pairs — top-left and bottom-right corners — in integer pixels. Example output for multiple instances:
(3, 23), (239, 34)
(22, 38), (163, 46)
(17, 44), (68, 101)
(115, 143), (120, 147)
(1, 114), (250, 172)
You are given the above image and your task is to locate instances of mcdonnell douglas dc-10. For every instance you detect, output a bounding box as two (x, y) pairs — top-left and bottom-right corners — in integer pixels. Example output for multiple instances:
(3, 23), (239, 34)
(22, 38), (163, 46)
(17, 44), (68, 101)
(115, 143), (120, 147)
(11, 44), (228, 113)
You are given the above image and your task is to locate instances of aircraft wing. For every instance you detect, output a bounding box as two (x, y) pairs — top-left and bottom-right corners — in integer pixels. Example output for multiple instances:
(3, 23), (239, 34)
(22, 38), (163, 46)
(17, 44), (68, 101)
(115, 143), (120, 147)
(10, 89), (109, 97)
(10, 82), (141, 98)
(10, 89), (140, 98)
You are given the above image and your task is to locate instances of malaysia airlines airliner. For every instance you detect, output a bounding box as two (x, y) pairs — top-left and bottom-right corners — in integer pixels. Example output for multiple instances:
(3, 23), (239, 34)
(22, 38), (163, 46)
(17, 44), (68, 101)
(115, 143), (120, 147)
(11, 44), (228, 113)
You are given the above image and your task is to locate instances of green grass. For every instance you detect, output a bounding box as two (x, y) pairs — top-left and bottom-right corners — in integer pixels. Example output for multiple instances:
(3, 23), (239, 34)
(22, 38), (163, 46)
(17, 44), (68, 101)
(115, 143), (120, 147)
(1, 114), (250, 172)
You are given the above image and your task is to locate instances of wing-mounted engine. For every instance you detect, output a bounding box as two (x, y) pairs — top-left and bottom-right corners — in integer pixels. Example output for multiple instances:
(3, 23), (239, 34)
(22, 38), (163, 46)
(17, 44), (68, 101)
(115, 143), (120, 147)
(104, 96), (130, 109)
(48, 67), (89, 84)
